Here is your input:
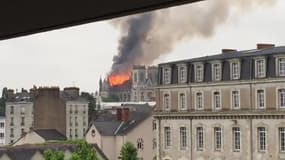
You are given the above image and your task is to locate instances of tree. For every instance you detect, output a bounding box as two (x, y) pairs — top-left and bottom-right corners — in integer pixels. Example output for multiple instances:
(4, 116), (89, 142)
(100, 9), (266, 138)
(70, 140), (99, 160)
(118, 142), (138, 160)
(43, 149), (65, 160)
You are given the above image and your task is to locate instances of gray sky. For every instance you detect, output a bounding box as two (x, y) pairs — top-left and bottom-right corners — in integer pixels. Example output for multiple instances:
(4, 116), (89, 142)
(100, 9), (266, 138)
(0, 0), (284, 92)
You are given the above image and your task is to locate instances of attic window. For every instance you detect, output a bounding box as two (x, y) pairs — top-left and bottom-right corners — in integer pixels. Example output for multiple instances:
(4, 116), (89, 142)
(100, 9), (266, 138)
(91, 129), (96, 137)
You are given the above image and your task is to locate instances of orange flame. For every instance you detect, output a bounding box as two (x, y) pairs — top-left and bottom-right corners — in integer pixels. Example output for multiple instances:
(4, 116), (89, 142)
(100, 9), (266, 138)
(108, 73), (130, 87)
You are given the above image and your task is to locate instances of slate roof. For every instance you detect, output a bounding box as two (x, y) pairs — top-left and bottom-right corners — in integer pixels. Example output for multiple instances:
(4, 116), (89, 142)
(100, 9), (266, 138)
(34, 129), (66, 141)
(0, 143), (108, 160)
(93, 104), (152, 136)
(158, 46), (285, 85)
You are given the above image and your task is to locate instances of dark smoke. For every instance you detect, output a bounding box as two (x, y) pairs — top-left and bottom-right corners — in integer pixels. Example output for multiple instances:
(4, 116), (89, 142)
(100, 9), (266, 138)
(110, 0), (276, 74)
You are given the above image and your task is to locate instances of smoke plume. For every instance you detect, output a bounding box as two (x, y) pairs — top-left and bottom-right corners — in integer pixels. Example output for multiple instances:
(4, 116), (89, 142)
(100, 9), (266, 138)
(110, 0), (276, 74)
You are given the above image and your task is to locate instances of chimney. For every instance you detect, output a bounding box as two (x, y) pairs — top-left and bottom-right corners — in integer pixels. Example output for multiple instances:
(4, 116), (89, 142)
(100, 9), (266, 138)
(122, 108), (130, 122)
(222, 49), (237, 54)
(116, 108), (122, 121)
(7, 89), (14, 99)
(257, 43), (275, 50)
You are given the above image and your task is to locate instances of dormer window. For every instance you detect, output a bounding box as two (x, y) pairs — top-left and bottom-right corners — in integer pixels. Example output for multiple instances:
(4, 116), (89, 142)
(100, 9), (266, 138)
(163, 67), (171, 84)
(195, 63), (204, 82)
(255, 58), (266, 78)
(276, 57), (285, 77)
(178, 64), (187, 83)
(229, 60), (240, 80)
(212, 62), (222, 81)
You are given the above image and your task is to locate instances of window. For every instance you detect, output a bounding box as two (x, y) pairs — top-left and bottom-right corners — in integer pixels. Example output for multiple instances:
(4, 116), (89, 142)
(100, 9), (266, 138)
(232, 90), (240, 109)
(258, 127), (266, 152)
(256, 59), (266, 78)
(179, 93), (186, 111)
(69, 129), (72, 138)
(277, 58), (285, 76)
(10, 106), (14, 114)
(83, 116), (86, 126)
(69, 116), (72, 126)
(164, 127), (171, 148)
(196, 92), (203, 110)
(134, 72), (138, 83)
(195, 64), (203, 82)
(153, 138), (157, 150)
(231, 61), (240, 80)
(75, 129), (78, 137)
(213, 91), (221, 110)
(21, 117), (25, 126)
(214, 127), (222, 151)
(21, 128), (25, 135)
(75, 105), (78, 114)
(257, 89), (265, 109)
(75, 116), (78, 126)
(0, 122), (4, 128)
(212, 63), (222, 81)
(279, 89), (285, 108)
(152, 120), (157, 130)
(10, 117), (14, 126)
(0, 133), (4, 139)
(137, 138), (144, 150)
(164, 94), (170, 111)
(20, 106), (25, 115)
(279, 128), (285, 152)
(10, 128), (14, 138)
(179, 66), (187, 83)
(197, 127), (204, 151)
(232, 127), (241, 152)
(180, 127), (187, 150)
(163, 68), (171, 84)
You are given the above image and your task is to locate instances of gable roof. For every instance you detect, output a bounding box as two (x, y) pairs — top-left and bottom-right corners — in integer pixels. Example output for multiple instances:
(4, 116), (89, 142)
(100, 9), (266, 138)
(34, 129), (66, 141)
(92, 104), (152, 136)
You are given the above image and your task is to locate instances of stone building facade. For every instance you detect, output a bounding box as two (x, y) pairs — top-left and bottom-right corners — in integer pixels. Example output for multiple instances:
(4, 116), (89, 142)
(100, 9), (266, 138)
(154, 44), (285, 160)
(0, 117), (6, 146)
(5, 87), (88, 145)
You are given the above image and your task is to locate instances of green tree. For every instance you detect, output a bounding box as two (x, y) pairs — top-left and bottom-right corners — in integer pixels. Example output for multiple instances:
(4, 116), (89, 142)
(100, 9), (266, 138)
(70, 140), (99, 160)
(118, 142), (138, 160)
(43, 149), (65, 160)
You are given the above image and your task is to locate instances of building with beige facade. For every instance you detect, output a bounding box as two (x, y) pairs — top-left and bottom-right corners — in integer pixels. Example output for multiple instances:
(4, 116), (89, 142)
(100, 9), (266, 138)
(86, 104), (156, 160)
(5, 87), (88, 145)
(154, 44), (285, 160)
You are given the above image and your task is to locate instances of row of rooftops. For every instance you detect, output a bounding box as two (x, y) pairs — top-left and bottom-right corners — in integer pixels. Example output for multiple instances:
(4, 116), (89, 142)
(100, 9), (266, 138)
(6, 87), (88, 103)
(160, 43), (283, 65)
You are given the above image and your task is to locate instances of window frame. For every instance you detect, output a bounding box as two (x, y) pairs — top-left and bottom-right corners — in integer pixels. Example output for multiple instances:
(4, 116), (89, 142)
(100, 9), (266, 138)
(179, 126), (187, 150)
(196, 127), (204, 151)
(195, 91), (204, 111)
(229, 59), (241, 80)
(278, 88), (285, 109)
(212, 62), (222, 81)
(232, 127), (241, 152)
(256, 89), (266, 109)
(279, 127), (285, 153)
(231, 90), (240, 109)
(275, 56), (285, 77)
(194, 63), (204, 82)
(214, 127), (222, 151)
(164, 126), (171, 149)
(213, 91), (222, 111)
(177, 64), (187, 84)
(255, 57), (266, 78)
(163, 67), (171, 85)
(257, 127), (267, 152)
(179, 92), (187, 111)
(163, 93), (171, 111)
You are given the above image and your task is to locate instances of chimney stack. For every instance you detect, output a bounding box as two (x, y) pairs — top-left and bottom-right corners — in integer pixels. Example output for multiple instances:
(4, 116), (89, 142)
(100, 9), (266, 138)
(116, 108), (122, 121)
(122, 108), (130, 122)
(257, 43), (275, 50)
(222, 49), (237, 54)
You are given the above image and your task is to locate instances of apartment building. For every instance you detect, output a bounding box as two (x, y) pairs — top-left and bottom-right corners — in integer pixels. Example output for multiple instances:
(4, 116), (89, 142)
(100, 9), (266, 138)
(5, 95), (33, 145)
(5, 87), (88, 145)
(0, 116), (6, 146)
(154, 44), (285, 160)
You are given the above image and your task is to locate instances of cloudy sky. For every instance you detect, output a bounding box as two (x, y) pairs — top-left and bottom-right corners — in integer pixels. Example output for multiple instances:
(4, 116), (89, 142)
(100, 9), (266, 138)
(0, 0), (284, 92)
